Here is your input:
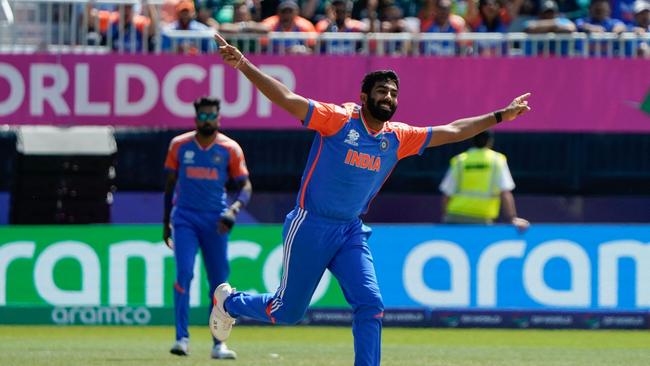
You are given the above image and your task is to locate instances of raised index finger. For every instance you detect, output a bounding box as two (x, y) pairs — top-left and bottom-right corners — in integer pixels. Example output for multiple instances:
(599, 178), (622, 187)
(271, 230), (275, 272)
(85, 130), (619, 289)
(214, 33), (229, 47)
(515, 92), (532, 102)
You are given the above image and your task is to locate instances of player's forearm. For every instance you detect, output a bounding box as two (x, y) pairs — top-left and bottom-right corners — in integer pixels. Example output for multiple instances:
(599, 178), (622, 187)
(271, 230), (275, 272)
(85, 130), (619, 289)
(238, 60), (308, 120)
(232, 179), (253, 210)
(447, 112), (499, 142)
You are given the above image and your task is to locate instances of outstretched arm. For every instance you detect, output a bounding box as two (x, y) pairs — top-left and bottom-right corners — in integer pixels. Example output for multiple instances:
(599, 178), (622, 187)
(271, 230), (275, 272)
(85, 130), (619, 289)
(214, 33), (309, 121)
(427, 93), (532, 148)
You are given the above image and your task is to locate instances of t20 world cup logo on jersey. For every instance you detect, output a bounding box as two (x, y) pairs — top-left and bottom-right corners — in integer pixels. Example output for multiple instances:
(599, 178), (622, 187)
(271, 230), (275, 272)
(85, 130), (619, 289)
(344, 129), (360, 146)
(183, 150), (195, 164)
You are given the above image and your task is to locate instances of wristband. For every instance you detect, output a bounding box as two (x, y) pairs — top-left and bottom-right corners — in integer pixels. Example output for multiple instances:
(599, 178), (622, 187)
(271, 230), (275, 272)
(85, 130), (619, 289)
(234, 56), (246, 70)
(494, 111), (503, 123)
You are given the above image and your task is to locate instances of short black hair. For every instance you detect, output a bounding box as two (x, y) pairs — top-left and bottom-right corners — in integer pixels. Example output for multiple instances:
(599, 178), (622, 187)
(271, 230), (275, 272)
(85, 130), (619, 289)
(361, 70), (399, 95)
(193, 96), (220, 113)
(472, 130), (494, 148)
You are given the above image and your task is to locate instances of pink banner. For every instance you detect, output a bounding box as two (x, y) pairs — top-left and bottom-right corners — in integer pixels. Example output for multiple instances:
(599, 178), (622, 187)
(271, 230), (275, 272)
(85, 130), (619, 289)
(0, 54), (648, 132)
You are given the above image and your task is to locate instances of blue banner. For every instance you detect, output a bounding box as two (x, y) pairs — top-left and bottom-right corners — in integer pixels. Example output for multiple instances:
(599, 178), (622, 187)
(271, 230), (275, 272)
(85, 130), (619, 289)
(369, 225), (650, 311)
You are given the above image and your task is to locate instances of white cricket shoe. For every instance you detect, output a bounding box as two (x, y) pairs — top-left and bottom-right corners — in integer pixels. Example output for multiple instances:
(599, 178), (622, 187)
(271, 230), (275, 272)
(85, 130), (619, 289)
(211, 342), (237, 359)
(210, 283), (236, 342)
(169, 337), (189, 356)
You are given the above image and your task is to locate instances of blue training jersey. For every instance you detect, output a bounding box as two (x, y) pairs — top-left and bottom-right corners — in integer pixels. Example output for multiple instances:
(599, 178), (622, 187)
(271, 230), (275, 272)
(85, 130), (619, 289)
(165, 131), (249, 212)
(298, 100), (432, 221)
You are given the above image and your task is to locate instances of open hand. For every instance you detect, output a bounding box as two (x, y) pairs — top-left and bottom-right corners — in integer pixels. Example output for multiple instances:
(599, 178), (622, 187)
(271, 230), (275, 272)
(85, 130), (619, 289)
(501, 93), (532, 122)
(214, 33), (246, 69)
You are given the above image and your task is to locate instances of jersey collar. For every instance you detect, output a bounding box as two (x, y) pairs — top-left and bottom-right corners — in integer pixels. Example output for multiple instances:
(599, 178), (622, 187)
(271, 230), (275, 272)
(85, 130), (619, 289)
(193, 132), (218, 151)
(359, 106), (387, 138)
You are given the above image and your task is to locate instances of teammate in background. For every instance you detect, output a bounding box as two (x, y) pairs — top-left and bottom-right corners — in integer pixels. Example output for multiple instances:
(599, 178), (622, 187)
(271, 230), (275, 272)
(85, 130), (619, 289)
(163, 96), (252, 359)
(439, 130), (530, 232)
(210, 33), (530, 366)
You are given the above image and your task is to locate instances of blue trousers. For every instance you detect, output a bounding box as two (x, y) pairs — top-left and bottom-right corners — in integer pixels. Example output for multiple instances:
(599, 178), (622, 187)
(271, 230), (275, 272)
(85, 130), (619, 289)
(225, 207), (384, 366)
(172, 207), (229, 343)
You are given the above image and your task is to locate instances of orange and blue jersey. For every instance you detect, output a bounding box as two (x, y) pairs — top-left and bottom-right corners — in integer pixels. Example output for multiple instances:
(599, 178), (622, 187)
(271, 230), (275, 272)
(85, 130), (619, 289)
(165, 131), (249, 213)
(298, 100), (432, 221)
(223, 99), (432, 365)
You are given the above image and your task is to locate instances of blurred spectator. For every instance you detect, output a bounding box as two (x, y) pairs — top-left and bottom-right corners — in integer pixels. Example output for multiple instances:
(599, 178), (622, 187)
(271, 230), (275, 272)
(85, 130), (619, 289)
(525, 0), (576, 33)
(576, 0), (627, 33)
(316, 0), (367, 32)
(162, 0), (213, 54)
(219, 1), (270, 33)
(418, 0), (467, 32)
(161, 0), (181, 24)
(466, 0), (514, 30)
(473, 0), (509, 56)
(379, 4), (414, 55)
(218, 1), (268, 53)
(196, 2), (219, 29)
(392, 0), (424, 18)
(194, 0), (259, 24)
(420, 0), (467, 55)
(555, 0), (589, 19)
(315, 0), (367, 54)
(524, 0), (577, 56)
(630, 0), (650, 32)
(629, 0), (650, 57)
(302, 0), (330, 22)
(507, 0), (539, 32)
(381, 4), (414, 32)
(262, 0), (317, 54)
(474, 0), (509, 32)
(614, 0), (640, 24)
(352, 0), (383, 21)
(258, 0), (328, 23)
(86, 2), (158, 52)
(576, 0), (627, 56)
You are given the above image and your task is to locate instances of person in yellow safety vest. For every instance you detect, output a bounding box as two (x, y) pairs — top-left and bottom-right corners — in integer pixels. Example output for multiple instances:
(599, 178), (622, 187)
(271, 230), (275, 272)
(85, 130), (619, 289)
(439, 130), (530, 232)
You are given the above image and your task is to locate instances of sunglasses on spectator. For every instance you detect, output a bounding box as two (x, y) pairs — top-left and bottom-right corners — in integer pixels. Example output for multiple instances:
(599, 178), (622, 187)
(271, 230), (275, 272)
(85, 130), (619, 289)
(197, 112), (218, 121)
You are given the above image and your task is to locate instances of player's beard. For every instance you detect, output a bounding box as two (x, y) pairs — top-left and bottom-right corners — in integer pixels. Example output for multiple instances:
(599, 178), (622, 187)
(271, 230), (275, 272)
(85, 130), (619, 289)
(197, 124), (217, 136)
(367, 96), (397, 122)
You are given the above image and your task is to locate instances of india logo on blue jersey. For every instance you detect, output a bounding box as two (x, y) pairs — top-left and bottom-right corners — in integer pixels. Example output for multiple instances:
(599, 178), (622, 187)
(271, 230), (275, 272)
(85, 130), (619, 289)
(344, 149), (381, 172)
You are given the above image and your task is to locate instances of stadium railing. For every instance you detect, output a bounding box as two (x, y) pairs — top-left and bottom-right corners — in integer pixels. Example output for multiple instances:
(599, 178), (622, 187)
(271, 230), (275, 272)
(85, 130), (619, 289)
(2, 0), (649, 58)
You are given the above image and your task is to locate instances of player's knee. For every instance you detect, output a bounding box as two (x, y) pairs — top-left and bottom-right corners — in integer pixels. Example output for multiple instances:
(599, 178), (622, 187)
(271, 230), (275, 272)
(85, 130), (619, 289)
(354, 297), (384, 320)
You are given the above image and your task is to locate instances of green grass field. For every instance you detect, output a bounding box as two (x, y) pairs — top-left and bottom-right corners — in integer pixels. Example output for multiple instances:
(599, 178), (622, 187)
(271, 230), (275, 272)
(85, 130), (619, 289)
(1, 325), (649, 366)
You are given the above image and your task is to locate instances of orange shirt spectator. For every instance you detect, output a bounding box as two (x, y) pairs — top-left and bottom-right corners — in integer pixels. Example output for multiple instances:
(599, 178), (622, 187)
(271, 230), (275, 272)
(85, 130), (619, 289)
(262, 0), (316, 53)
(315, 0), (367, 33)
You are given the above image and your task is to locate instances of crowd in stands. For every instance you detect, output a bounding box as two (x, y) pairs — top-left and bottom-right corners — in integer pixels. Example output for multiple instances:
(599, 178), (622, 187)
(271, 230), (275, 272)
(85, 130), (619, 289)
(57, 0), (650, 55)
